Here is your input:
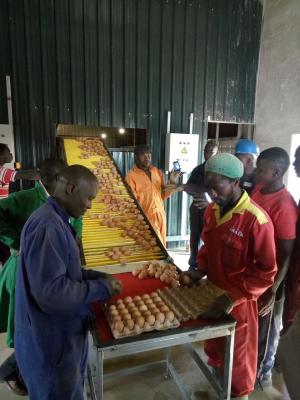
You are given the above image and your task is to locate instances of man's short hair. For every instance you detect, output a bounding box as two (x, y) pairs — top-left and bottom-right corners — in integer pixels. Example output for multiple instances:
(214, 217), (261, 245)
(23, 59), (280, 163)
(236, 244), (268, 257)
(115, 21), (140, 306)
(38, 159), (67, 180)
(205, 141), (218, 150)
(0, 143), (9, 156)
(134, 144), (151, 157)
(258, 147), (290, 175)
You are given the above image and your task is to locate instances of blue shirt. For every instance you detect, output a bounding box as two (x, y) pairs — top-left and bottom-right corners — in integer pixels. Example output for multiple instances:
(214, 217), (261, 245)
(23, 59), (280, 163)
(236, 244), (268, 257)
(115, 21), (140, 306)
(15, 197), (111, 335)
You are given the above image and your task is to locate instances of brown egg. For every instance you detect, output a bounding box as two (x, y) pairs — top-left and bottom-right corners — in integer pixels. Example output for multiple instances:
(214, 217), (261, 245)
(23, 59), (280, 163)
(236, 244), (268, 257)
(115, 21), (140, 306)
(160, 305), (170, 313)
(110, 310), (119, 317)
(155, 312), (165, 323)
(123, 314), (132, 321)
(109, 305), (117, 311)
(117, 303), (125, 310)
(134, 325), (141, 335)
(123, 327), (130, 336)
(144, 299), (153, 306)
(146, 315), (155, 326)
(135, 316), (145, 328)
(165, 311), (175, 322)
(164, 320), (171, 329)
(120, 309), (129, 316)
(138, 271), (147, 279)
(113, 329), (119, 337)
(139, 305), (148, 312)
(116, 299), (124, 305)
(124, 296), (132, 304)
(148, 269), (155, 278)
(171, 280), (180, 288)
(143, 310), (152, 317)
(154, 320), (162, 330)
(155, 302), (165, 309)
(125, 319), (135, 330)
(115, 320), (124, 333)
(164, 277), (171, 285)
(127, 303), (135, 310)
(142, 294), (150, 300)
(132, 310), (141, 318)
(148, 304), (157, 312)
(136, 300), (145, 307)
(150, 292), (158, 299)
(111, 316), (121, 324)
(133, 295), (141, 302)
(132, 269), (140, 276)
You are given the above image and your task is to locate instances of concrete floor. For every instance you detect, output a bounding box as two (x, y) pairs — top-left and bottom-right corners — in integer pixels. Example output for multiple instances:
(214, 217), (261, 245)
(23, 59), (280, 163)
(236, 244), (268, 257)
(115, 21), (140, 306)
(0, 336), (291, 400)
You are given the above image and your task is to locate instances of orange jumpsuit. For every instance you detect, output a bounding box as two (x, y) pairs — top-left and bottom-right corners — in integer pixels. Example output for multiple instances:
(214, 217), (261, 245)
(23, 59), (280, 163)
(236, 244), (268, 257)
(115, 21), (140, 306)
(197, 192), (277, 397)
(126, 165), (171, 245)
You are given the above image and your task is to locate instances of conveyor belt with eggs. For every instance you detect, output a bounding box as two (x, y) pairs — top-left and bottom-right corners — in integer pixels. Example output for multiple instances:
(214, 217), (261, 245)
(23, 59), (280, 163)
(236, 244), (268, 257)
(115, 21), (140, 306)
(61, 136), (168, 271)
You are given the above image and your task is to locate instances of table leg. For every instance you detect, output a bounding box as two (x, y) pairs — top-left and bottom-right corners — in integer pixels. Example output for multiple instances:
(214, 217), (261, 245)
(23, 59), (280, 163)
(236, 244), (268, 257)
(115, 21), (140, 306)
(222, 327), (235, 400)
(96, 349), (104, 400)
(165, 348), (171, 379)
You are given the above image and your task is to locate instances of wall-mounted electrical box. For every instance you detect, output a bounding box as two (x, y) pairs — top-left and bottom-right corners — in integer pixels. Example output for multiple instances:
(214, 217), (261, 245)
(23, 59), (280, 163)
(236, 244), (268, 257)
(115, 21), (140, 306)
(165, 133), (199, 173)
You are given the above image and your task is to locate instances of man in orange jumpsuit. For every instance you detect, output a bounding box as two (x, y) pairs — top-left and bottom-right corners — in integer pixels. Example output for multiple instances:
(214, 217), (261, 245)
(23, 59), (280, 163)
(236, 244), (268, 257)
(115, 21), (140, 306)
(188, 153), (277, 399)
(126, 145), (179, 245)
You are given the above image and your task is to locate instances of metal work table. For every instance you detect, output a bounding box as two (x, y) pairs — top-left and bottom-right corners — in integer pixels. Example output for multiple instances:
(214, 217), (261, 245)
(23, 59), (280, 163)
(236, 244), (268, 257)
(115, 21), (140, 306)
(87, 316), (236, 400)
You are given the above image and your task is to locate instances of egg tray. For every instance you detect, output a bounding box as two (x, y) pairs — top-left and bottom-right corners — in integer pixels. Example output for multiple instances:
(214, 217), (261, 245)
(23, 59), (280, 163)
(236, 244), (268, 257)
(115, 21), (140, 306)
(58, 136), (167, 269)
(157, 281), (226, 322)
(103, 293), (180, 340)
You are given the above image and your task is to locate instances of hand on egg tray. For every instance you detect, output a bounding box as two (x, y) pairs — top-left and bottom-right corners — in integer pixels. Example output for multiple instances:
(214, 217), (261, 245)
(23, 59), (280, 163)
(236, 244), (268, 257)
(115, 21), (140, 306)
(106, 276), (123, 297)
(180, 270), (206, 287)
(200, 293), (234, 320)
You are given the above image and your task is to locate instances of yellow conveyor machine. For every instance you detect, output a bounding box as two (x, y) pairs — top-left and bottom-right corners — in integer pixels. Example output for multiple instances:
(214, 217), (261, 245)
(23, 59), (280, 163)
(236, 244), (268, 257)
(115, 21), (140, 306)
(58, 134), (170, 273)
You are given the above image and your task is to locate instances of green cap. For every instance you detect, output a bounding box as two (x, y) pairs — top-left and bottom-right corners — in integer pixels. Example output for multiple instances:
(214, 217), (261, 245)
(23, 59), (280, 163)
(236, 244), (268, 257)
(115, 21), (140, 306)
(205, 153), (244, 179)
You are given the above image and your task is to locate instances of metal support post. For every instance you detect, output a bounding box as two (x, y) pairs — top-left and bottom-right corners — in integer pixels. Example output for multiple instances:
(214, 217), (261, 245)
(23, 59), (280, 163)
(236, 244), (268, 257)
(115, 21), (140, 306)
(222, 327), (235, 400)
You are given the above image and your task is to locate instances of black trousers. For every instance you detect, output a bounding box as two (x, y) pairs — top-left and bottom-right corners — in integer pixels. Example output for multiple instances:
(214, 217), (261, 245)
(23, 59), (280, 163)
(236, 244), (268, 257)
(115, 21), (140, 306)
(189, 204), (204, 268)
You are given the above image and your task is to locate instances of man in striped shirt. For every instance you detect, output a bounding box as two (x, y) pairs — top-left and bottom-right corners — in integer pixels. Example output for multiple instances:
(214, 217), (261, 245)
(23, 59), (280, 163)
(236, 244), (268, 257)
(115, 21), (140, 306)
(0, 143), (39, 265)
(0, 143), (40, 199)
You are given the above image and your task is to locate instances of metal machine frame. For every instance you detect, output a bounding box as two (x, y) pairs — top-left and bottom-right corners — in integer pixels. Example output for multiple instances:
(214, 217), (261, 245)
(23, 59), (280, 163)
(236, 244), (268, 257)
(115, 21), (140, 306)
(88, 318), (235, 400)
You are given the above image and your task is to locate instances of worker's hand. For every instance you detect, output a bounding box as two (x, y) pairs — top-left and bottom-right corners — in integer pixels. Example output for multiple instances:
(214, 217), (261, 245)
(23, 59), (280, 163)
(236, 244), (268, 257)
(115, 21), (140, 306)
(201, 294), (234, 320)
(168, 170), (182, 184)
(258, 288), (276, 317)
(192, 196), (209, 210)
(163, 183), (184, 193)
(106, 276), (123, 297)
(180, 270), (205, 286)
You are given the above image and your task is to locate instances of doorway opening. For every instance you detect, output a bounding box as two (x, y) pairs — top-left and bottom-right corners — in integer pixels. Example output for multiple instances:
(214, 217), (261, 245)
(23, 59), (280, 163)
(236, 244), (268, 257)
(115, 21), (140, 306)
(287, 133), (300, 203)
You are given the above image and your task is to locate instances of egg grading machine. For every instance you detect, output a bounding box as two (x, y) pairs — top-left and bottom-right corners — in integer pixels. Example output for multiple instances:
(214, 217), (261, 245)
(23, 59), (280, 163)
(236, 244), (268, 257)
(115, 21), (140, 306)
(56, 130), (173, 273)
(56, 127), (236, 400)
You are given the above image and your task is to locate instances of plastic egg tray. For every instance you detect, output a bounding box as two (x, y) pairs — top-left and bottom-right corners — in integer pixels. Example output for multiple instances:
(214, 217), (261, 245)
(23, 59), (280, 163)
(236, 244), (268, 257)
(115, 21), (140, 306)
(104, 292), (180, 339)
(157, 281), (226, 321)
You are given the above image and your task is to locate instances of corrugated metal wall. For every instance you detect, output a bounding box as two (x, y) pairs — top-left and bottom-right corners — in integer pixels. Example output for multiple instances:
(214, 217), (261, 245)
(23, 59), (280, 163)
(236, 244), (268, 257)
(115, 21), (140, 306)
(0, 0), (263, 239)
(0, 0), (263, 167)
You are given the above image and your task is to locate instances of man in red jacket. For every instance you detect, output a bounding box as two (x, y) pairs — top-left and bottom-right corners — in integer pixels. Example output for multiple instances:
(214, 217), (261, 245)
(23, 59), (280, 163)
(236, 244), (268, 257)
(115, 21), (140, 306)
(187, 153), (277, 399)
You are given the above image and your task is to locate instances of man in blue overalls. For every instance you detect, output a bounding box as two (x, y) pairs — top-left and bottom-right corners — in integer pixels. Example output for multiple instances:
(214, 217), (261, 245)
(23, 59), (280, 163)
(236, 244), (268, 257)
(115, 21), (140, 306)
(14, 165), (122, 400)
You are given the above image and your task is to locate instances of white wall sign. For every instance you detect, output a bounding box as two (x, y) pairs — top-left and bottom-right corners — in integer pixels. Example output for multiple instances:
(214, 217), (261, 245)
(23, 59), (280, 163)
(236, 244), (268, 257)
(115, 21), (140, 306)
(165, 133), (199, 173)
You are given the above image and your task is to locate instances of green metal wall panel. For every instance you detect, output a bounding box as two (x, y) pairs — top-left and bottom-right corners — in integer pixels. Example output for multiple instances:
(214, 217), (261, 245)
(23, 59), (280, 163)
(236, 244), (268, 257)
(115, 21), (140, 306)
(0, 0), (263, 237)
(0, 0), (10, 123)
